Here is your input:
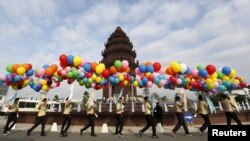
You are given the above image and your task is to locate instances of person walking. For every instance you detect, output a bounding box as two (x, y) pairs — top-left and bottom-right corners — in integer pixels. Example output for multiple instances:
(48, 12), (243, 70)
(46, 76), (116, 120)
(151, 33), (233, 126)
(197, 95), (211, 135)
(139, 96), (157, 138)
(60, 97), (72, 137)
(172, 96), (192, 137)
(80, 100), (97, 137)
(115, 96), (125, 137)
(153, 102), (163, 126)
(221, 94), (242, 125)
(2, 98), (19, 135)
(27, 98), (47, 136)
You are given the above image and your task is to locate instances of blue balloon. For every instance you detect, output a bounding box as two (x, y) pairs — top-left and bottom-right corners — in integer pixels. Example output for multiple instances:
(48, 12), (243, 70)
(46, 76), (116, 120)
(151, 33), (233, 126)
(26, 69), (34, 76)
(184, 67), (191, 74)
(146, 66), (154, 73)
(43, 64), (49, 69)
(14, 75), (21, 82)
(199, 69), (208, 78)
(0, 80), (3, 86)
(142, 77), (148, 84)
(67, 55), (74, 65)
(222, 67), (231, 75)
(139, 64), (146, 73)
(84, 63), (91, 72)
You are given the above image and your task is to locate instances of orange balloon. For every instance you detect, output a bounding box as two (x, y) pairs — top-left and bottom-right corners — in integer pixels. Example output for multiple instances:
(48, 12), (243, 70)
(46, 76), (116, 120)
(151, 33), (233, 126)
(22, 64), (32, 71)
(165, 67), (175, 75)
(125, 67), (130, 73)
(91, 62), (98, 72)
(145, 61), (153, 66)
(50, 64), (58, 72)
(12, 64), (20, 73)
(110, 66), (117, 74)
(45, 67), (54, 76)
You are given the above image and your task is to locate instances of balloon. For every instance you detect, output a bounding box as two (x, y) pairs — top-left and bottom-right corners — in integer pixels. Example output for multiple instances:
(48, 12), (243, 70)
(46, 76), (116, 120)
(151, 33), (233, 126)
(229, 69), (236, 78)
(191, 68), (199, 78)
(43, 64), (49, 69)
(114, 60), (122, 70)
(26, 69), (34, 76)
(165, 67), (175, 75)
(110, 66), (117, 74)
(59, 54), (68, 64)
(197, 65), (205, 70)
(17, 67), (26, 75)
(146, 65), (154, 73)
(102, 69), (110, 78)
(84, 63), (91, 72)
(95, 63), (105, 74)
(206, 64), (216, 75)
(222, 67), (231, 75)
(180, 63), (187, 73)
(45, 67), (54, 76)
(199, 69), (208, 78)
(14, 75), (21, 82)
(50, 64), (58, 72)
(22, 64), (32, 71)
(147, 81), (153, 88)
(73, 56), (81, 67)
(139, 64), (146, 73)
(67, 55), (74, 65)
(153, 62), (161, 72)
(135, 68), (141, 75)
(12, 64), (20, 73)
(6, 64), (13, 73)
(42, 85), (48, 91)
(91, 62), (98, 72)
(121, 60), (129, 69)
(170, 61), (181, 73)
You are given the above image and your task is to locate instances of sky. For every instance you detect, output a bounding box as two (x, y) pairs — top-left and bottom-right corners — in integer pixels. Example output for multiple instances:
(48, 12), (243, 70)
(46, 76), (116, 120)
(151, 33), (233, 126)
(0, 0), (250, 100)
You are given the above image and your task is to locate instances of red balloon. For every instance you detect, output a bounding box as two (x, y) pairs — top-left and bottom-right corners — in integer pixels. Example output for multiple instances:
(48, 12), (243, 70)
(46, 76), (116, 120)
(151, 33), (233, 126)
(206, 64), (216, 75)
(102, 69), (110, 78)
(147, 75), (154, 82)
(153, 62), (161, 72)
(59, 54), (68, 64)
(169, 76), (177, 84)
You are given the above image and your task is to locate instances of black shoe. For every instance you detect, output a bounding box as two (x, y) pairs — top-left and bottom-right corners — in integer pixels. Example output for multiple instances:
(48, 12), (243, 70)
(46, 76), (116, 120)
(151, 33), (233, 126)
(139, 130), (142, 137)
(41, 133), (46, 136)
(91, 134), (97, 137)
(63, 132), (68, 136)
(118, 133), (124, 137)
(80, 129), (83, 136)
(152, 135), (158, 138)
(27, 130), (31, 136)
(114, 133), (118, 137)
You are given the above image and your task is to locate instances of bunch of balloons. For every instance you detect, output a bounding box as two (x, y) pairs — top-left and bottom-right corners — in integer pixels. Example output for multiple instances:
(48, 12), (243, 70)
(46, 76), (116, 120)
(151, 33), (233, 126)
(0, 54), (247, 94)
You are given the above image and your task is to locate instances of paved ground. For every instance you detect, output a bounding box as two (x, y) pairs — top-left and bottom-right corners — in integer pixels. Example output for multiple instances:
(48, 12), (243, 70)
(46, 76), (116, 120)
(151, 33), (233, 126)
(0, 116), (208, 141)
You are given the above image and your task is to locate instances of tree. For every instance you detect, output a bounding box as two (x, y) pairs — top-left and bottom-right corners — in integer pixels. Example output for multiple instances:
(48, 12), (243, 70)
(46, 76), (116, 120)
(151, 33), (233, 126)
(142, 88), (150, 96)
(81, 91), (89, 109)
(53, 95), (60, 102)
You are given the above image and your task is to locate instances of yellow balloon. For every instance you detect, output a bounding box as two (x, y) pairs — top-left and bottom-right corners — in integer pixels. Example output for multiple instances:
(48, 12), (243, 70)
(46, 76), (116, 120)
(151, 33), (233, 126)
(123, 80), (128, 85)
(119, 75), (124, 81)
(41, 79), (47, 85)
(222, 76), (229, 82)
(96, 77), (101, 83)
(206, 78), (213, 85)
(17, 67), (26, 75)
(211, 72), (217, 78)
(133, 81), (138, 87)
(42, 85), (48, 91)
(23, 79), (30, 87)
(170, 61), (181, 73)
(145, 72), (151, 77)
(73, 56), (81, 67)
(95, 63), (105, 74)
(91, 74), (97, 80)
(229, 69), (236, 78)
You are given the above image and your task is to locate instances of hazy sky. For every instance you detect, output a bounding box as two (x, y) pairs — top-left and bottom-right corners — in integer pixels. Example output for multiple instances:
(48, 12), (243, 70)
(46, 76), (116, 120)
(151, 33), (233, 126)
(0, 0), (249, 100)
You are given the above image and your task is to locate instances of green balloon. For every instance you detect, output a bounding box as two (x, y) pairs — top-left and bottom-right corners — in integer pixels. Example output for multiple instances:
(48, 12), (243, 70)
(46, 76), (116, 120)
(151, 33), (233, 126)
(114, 60), (122, 69)
(197, 65), (205, 70)
(6, 64), (13, 73)
(217, 71), (224, 79)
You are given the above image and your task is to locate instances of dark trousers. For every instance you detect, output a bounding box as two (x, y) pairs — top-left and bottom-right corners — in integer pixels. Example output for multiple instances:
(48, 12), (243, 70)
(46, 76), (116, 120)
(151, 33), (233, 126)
(199, 114), (211, 132)
(172, 112), (190, 134)
(81, 114), (95, 134)
(225, 112), (242, 125)
(115, 114), (124, 134)
(61, 114), (71, 134)
(28, 116), (46, 134)
(141, 115), (156, 136)
(156, 115), (163, 126)
(3, 112), (17, 133)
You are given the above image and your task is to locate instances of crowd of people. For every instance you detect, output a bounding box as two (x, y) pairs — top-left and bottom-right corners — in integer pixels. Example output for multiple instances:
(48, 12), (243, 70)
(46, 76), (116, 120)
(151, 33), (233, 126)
(2, 93), (243, 139)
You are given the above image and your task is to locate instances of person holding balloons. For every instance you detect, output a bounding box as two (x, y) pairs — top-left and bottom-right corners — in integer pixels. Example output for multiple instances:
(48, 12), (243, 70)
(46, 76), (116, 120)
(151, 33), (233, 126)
(197, 95), (211, 135)
(2, 98), (19, 135)
(171, 95), (192, 137)
(27, 98), (48, 136)
(60, 97), (73, 137)
(139, 96), (157, 138)
(220, 94), (242, 125)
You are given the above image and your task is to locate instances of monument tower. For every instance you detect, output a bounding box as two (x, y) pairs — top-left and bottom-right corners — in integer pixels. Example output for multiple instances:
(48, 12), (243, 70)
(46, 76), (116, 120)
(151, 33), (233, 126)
(101, 26), (139, 99)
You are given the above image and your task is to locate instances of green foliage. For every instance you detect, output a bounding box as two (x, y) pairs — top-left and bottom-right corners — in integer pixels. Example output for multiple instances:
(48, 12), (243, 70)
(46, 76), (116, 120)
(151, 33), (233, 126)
(235, 95), (246, 103)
